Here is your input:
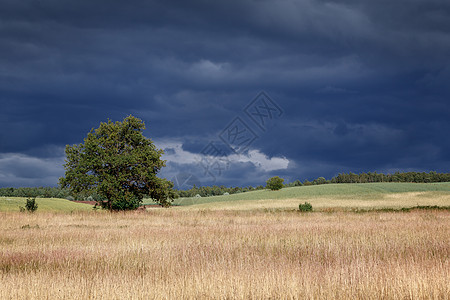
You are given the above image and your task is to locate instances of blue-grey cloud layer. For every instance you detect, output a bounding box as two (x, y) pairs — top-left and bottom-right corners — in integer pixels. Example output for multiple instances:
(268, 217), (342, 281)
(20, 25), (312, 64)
(1, 0), (449, 187)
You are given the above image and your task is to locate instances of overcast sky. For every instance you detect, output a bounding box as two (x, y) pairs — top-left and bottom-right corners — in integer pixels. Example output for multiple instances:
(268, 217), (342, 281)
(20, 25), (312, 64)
(1, 0), (449, 188)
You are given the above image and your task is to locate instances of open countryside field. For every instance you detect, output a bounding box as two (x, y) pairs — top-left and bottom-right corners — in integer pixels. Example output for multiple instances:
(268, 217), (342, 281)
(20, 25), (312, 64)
(2, 183), (449, 213)
(0, 197), (93, 212)
(1, 183), (449, 299)
(167, 182), (450, 210)
(0, 209), (448, 299)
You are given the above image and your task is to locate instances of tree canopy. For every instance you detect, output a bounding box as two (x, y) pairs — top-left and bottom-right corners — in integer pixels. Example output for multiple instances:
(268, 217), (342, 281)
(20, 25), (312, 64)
(59, 115), (175, 210)
(266, 176), (284, 191)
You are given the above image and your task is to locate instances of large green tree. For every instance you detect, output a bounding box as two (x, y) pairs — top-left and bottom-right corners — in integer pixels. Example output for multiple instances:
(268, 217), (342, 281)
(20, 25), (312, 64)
(59, 115), (175, 210)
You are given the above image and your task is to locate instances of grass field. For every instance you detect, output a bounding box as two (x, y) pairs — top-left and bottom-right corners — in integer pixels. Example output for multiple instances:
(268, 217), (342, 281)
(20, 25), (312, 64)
(1, 183), (448, 299)
(161, 182), (450, 210)
(0, 197), (93, 212)
(0, 209), (448, 299)
(2, 183), (449, 213)
(181, 190), (450, 211)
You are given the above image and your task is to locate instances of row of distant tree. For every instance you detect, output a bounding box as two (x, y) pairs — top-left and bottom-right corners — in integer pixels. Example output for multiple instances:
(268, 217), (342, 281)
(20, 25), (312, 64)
(0, 187), (71, 198)
(0, 171), (449, 199)
(176, 185), (266, 198)
(286, 171), (450, 186)
(330, 171), (450, 183)
(330, 171), (450, 184)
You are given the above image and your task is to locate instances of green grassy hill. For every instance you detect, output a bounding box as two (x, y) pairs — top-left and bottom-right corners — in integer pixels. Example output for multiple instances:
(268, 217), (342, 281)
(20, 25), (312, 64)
(171, 182), (450, 205)
(161, 182), (450, 210)
(0, 197), (93, 212)
(4, 182), (449, 212)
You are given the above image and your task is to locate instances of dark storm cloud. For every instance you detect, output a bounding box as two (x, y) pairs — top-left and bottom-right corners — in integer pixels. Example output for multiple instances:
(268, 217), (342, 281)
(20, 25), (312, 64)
(0, 152), (64, 187)
(0, 0), (449, 187)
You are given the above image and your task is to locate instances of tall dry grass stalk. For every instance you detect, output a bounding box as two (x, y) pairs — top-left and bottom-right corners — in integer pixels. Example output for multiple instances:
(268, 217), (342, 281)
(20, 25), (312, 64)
(0, 210), (448, 299)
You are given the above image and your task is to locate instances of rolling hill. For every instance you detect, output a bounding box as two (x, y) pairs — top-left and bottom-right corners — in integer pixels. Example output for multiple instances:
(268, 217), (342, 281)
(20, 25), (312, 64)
(164, 182), (450, 210)
(0, 197), (94, 212)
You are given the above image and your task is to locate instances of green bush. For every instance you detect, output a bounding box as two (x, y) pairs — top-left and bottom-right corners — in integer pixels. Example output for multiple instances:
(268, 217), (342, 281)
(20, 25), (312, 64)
(299, 202), (312, 212)
(266, 176), (284, 190)
(25, 197), (38, 213)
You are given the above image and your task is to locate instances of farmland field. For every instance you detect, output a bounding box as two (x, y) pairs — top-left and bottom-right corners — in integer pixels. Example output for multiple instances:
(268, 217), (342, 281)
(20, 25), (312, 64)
(2, 183), (449, 213)
(0, 183), (449, 299)
(0, 209), (449, 299)
(153, 182), (450, 210)
(0, 197), (93, 212)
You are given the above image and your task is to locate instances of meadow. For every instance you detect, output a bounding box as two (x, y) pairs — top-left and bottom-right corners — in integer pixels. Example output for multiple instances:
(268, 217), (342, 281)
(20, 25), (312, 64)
(165, 182), (450, 210)
(0, 197), (92, 212)
(0, 183), (449, 299)
(1, 209), (449, 299)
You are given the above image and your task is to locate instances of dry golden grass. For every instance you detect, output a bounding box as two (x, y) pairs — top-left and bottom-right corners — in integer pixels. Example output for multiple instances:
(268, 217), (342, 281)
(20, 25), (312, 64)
(0, 209), (449, 299)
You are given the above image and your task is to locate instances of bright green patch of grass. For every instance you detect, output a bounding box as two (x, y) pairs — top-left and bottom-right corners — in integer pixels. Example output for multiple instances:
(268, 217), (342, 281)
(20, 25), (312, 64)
(0, 197), (93, 212)
(164, 182), (450, 206)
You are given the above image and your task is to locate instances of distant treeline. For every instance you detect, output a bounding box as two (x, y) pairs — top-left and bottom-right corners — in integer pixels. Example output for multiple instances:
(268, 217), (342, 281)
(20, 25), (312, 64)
(0, 187), (71, 198)
(176, 185), (266, 198)
(0, 171), (449, 199)
(285, 171), (450, 187)
(330, 171), (450, 184)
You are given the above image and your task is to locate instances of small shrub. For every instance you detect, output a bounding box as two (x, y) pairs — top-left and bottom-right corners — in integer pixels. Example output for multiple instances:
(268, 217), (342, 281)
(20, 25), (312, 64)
(299, 202), (313, 212)
(66, 196), (75, 201)
(25, 197), (38, 213)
